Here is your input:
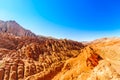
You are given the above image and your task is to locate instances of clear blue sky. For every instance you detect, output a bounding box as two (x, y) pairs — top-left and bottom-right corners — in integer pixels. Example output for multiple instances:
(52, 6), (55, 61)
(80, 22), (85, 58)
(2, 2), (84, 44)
(0, 0), (120, 41)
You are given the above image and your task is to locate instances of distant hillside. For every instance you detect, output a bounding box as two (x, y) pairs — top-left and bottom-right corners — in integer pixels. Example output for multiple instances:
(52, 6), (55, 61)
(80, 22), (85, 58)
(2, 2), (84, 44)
(0, 20), (36, 37)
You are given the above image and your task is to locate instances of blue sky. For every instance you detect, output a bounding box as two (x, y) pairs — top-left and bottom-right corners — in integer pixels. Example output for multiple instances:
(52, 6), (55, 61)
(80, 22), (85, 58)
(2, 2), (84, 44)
(0, 0), (120, 41)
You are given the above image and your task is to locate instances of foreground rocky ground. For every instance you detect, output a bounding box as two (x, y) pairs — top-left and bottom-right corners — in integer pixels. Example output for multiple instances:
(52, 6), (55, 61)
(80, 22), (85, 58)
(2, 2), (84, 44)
(53, 38), (120, 80)
(0, 20), (120, 80)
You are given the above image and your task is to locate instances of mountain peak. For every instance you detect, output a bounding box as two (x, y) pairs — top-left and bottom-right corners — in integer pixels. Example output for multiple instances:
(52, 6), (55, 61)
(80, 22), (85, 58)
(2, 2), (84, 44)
(0, 20), (36, 37)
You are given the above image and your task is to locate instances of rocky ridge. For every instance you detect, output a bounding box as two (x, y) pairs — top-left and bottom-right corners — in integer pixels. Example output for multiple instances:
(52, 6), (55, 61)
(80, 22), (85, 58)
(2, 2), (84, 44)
(0, 27), (84, 80)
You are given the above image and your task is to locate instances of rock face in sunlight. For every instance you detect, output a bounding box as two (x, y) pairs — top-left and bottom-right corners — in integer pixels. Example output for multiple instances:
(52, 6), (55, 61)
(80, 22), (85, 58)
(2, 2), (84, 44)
(0, 20), (120, 80)
(53, 38), (120, 80)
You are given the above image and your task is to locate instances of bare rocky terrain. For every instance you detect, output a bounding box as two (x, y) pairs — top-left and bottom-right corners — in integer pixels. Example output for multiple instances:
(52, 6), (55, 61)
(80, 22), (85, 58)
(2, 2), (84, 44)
(0, 20), (120, 80)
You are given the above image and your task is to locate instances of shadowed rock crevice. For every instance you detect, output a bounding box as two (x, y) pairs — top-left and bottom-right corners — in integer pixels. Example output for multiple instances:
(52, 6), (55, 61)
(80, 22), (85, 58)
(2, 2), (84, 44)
(86, 47), (103, 68)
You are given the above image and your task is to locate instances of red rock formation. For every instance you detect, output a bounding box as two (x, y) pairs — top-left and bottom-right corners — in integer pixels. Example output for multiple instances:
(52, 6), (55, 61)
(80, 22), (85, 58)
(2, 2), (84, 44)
(1, 20), (120, 80)
(0, 68), (4, 80)
(0, 20), (85, 80)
